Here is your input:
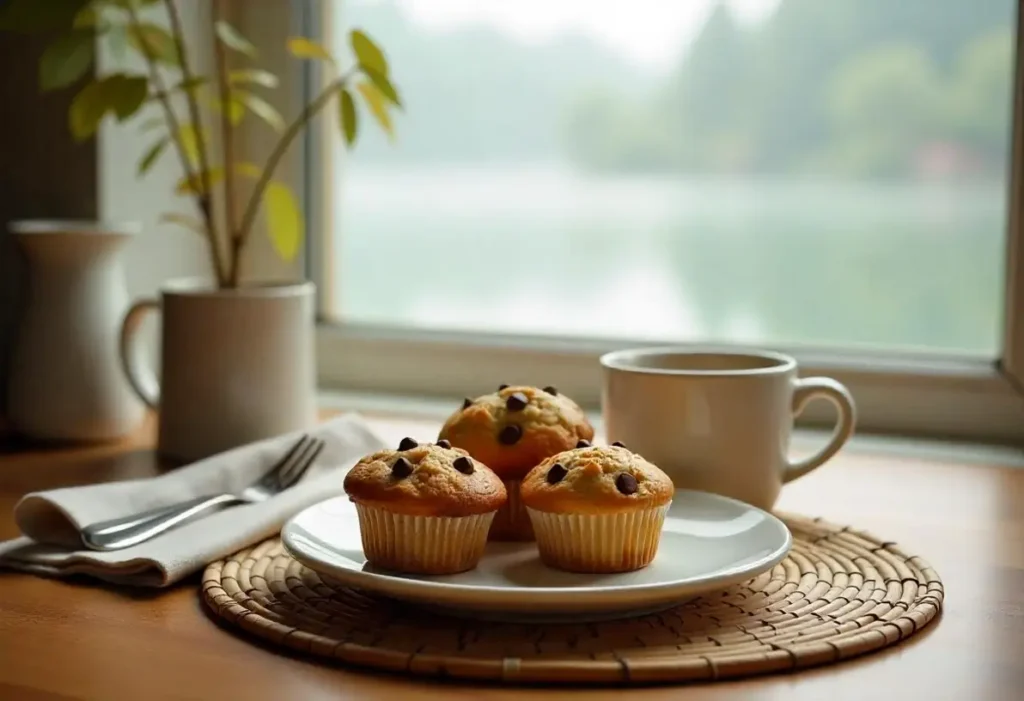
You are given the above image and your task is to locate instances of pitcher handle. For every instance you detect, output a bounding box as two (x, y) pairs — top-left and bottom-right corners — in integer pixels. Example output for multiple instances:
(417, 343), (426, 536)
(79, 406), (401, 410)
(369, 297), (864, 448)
(119, 299), (161, 410)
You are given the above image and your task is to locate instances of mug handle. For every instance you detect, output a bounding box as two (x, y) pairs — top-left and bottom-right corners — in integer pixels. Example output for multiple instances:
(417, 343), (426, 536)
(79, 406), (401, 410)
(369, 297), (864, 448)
(783, 377), (856, 483)
(119, 299), (161, 410)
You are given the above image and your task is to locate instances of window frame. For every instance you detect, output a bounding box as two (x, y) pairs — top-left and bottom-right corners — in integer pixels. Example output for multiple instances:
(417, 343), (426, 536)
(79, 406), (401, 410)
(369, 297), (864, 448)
(279, 0), (1024, 444)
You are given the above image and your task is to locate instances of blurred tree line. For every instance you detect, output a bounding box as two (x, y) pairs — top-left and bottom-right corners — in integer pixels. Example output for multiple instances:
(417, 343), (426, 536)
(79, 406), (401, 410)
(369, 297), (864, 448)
(341, 0), (648, 164)
(562, 0), (1016, 179)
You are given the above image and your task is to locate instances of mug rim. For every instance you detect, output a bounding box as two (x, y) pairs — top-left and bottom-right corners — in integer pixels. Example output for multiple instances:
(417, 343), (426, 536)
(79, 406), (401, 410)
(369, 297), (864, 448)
(600, 346), (797, 376)
(160, 277), (314, 299)
(8, 219), (141, 236)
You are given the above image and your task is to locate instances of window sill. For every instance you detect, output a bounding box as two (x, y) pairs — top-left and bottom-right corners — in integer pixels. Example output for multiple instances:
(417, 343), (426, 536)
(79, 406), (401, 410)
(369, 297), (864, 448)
(317, 388), (1024, 469)
(315, 324), (1024, 445)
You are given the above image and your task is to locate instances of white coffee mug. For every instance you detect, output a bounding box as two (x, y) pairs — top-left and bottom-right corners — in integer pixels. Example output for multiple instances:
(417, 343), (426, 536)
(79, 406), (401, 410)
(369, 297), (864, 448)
(119, 278), (317, 462)
(601, 347), (856, 511)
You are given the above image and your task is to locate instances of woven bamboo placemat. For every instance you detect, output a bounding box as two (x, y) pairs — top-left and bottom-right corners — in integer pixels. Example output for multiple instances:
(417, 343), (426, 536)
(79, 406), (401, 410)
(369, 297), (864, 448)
(201, 514), (943, 685)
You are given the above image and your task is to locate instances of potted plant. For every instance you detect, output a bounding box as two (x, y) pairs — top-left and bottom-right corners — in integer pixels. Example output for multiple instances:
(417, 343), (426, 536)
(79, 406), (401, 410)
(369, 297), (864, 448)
(2, 0), (399, 460)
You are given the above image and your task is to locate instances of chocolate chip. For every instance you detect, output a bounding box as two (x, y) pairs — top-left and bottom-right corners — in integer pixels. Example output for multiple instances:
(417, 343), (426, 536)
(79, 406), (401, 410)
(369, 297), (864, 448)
(615, 473), (638, 495)
(543, 386), (558, 395)
(575, 439), (591, 449)
(505, 392), (528, 411)
(398, 437), (418, 451)
(498, 424), (522, 445)
(498, 384), (509, 391)
(611, 441), (627, 448)
(462, 397), (473, 410)
(453, 456), (474, 474)
(437, 439), (451, 449)
(391, 456), (413, 478)
(546, 463), (567, 484)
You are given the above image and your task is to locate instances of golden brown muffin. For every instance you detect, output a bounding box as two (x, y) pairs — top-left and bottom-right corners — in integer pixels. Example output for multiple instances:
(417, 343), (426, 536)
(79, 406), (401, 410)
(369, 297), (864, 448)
(343, 438), (507, 574)
(438, 385), (594, 541)
(438, 385), (594, 478)
(521, 443), (674, 514)
(521, 443), (674, 573)
(344, 438), (506, 517)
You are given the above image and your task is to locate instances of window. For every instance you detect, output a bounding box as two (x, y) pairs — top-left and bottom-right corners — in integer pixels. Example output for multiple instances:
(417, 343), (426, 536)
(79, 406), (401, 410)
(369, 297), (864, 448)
(301, 0), (1024, 442)
(325, 0), (1013, 354)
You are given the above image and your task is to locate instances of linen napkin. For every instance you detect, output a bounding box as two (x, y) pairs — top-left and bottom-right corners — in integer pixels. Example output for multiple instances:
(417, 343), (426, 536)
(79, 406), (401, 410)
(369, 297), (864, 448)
(0, 414), (386, 587)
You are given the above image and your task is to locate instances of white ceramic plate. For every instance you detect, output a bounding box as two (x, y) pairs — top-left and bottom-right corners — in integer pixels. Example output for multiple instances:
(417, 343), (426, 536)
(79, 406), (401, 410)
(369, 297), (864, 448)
(281, 490), (791, 622)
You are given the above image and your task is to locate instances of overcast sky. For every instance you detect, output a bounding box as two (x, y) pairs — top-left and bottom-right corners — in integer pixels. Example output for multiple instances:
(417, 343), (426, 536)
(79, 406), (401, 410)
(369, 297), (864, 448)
(350, 0), (780, 70)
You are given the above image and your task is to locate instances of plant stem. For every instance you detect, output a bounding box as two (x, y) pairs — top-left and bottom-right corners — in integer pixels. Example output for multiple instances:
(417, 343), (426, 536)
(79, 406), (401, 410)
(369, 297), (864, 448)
(212, 0), (240, 286)
(163, 0), (227, 286)
(236, 72), (353, 259)
(126, 3), (225, 284)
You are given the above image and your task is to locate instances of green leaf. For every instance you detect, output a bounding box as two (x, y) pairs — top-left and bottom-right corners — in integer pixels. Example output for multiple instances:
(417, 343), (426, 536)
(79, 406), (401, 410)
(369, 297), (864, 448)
(177, 123), (203, 167)
(0, 0), (91, 33)
(137, 136), (168, 175)
(107, 0), (163, 8)
(128, 22), (179, 65)
(287, 36), (334, 62)
(226, 99), (245, 126)
(338, 87), (357, 146)
(215, 20), (256, 58)
(236, 91), (285, 132)
(350, 29), (387, 76)
(361, 65), (401, 108)
(68, 79), (109, 140)
(72, 5), (99, 29)
(264, 181), (303, 262)
(173, 76), (207, 94)
(174, 162), (259, 195)
(68, 73), (148, 139)
(228, 69), (278, 89)
(210, 95), (245, 126)
(159, 212), (205, 236)
(356, 81), (393, 139)
(107, 73), (148, 120)
(175, 167), (224, 195)
(234, 162), (263, 179)
(39, 30), (95, 91)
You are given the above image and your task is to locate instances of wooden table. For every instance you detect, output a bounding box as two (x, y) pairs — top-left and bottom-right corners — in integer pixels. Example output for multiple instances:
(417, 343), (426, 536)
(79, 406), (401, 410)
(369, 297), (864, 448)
(1, 414), (1022, 701)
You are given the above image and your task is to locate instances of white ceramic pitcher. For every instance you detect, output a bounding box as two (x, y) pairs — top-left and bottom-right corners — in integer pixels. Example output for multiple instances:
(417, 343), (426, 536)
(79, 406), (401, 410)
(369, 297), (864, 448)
(7, 220), (146, 442)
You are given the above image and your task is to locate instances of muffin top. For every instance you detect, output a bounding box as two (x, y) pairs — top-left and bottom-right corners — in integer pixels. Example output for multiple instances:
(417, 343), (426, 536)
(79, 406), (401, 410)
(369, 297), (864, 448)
(343, 438), (507, 517)
(520, 443), (674, 515)
(438, 385), (595, 479)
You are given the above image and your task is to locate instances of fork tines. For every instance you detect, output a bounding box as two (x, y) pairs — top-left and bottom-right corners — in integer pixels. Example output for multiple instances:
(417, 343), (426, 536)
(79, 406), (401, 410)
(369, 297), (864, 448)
(269, 434), (325, 490)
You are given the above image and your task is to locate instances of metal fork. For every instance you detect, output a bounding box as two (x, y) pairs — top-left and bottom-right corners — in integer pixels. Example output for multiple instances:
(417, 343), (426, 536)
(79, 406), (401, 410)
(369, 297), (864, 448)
(81, 434), (325, 551)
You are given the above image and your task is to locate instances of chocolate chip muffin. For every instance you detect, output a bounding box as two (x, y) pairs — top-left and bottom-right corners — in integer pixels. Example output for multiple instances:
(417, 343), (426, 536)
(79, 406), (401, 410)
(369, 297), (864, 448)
(438, 385), (594, 541)
(343, 437), (506, 574)
(521, 442), (674, 573)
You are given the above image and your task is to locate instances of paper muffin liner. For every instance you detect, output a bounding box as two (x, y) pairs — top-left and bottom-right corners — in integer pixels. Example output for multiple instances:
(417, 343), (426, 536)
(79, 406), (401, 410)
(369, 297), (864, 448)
(487, 479), (535, 541)
(354, 504), (496, 575)
(526, 503), (671, 573)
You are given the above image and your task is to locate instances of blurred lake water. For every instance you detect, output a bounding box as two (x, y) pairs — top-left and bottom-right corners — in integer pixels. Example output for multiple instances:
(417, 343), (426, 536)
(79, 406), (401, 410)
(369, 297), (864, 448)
(333, 163), (1005, 356)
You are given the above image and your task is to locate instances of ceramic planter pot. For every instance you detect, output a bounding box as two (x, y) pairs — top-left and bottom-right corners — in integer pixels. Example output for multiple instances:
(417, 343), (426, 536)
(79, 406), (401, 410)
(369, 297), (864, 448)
(120, 278), (317, 462)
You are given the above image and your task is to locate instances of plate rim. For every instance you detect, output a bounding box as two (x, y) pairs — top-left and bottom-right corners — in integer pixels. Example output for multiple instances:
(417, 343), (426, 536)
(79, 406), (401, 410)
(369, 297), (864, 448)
(280, 489), (793, 604)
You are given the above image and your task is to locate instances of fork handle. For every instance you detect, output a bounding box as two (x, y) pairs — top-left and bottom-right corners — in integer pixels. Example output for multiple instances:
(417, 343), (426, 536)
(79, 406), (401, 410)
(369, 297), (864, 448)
(80, 494), (240, 551)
